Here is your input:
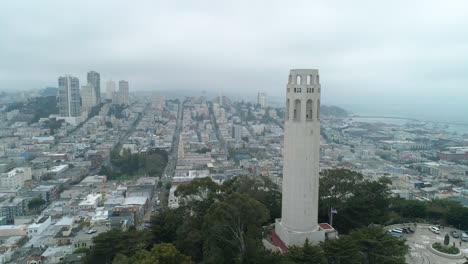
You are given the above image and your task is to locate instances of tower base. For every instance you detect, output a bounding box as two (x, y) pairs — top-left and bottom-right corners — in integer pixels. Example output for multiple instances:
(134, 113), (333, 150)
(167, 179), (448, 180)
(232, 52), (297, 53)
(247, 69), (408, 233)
(274, 219), (337, 248)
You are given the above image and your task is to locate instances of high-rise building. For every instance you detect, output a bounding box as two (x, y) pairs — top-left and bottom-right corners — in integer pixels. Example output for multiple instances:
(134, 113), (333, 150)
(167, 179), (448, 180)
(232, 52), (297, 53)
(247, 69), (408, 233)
(274, 69), (335, 247)
(257, 92), (267, 108)
(118, 80), (129, 105)
(87, 71), (101, 104)
(81, 84), (96, 113)
(106, 80), (116, 100)
(58, 75), (81, 117)
(232, 125), (242, 141)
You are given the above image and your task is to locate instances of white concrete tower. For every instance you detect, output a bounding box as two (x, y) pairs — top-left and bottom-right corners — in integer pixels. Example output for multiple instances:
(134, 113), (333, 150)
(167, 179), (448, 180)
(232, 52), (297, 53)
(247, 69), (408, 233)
(275, 69), (324, 247)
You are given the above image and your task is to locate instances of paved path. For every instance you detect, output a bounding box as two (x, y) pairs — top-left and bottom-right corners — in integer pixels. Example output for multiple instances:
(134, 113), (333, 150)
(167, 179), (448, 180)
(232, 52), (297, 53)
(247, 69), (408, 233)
(387, 224), (468, 264)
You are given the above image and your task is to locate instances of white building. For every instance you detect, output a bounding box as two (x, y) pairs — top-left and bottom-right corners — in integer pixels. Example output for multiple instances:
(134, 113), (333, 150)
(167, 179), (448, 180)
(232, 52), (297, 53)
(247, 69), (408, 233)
(80, 84), (96, 113)
(173, 170), (210, 183)
(232, 125), (242, 141)
(78, 193), (102, 210)
(118, 80), (129, 105)
(275, 69), (335, 247)
(0, 167), (32, 188)
(106, 80), (116, 100)
(58, 75), (81, 117)
(27, 215), (52, 237)
(257, 92), (267, 108)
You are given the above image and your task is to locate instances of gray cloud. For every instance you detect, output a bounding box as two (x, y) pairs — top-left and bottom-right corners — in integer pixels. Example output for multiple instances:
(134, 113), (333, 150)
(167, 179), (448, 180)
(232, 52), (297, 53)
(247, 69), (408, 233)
(1, 0), (468, 107)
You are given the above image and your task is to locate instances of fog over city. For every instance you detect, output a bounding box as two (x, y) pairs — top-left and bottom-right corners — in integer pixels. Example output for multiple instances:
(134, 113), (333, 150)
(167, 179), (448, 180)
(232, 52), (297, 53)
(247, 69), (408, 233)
(1, 0), (468, 122)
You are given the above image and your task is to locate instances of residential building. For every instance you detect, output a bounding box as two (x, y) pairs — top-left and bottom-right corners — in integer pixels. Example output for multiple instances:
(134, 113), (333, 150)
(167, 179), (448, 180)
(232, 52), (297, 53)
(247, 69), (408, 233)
(106, 80), (116, 100)
(80, 84), (96, 113)
(87, 71), (100, 104)
(118, 80), (129, 105)
(58, 76), (81, 117)
(0, 167), (32, 188)
(257, 92), (267, 108)
(232, 125), (242, 141)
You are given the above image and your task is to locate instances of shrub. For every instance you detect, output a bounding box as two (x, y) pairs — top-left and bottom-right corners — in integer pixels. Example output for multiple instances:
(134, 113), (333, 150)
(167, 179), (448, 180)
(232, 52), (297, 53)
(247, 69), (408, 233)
(433, 242), (460, 254)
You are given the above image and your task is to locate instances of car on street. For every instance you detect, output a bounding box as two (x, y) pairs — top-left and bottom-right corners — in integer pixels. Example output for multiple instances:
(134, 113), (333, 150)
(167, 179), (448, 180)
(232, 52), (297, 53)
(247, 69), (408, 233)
(450, 231), (460, 238)
(429, 226), (440, 234)
(462, 232), (468, 242)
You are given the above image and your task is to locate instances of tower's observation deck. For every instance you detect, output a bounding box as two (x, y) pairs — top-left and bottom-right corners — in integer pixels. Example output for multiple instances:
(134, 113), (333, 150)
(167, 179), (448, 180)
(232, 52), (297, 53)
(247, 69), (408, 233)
(274, 69), (334, 247)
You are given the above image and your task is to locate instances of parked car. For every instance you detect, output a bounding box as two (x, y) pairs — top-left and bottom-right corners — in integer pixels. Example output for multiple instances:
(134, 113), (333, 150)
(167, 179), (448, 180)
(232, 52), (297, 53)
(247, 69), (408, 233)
(461, 232), (468, 242)
(388, 229), (403, 238)
(402, 227), (413, 234)
(429, 226), (440, 234)
(450, 231), (460, 238)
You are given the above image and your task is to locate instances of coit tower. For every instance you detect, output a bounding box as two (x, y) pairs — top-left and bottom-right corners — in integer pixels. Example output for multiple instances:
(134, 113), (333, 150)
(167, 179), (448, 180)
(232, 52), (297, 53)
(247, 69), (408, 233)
(275, 69), (323, 246)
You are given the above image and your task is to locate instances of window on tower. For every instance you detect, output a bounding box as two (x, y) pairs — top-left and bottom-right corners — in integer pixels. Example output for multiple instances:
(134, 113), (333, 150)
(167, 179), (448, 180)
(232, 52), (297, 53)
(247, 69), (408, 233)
(296, 75), (302, 85)
(307, 75), (311, 85)
(286, 99), (290, 120)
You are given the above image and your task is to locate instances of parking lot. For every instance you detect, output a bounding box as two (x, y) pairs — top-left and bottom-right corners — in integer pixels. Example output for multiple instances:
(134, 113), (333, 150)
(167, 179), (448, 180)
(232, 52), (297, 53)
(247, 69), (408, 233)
(388, 224), (468, 264)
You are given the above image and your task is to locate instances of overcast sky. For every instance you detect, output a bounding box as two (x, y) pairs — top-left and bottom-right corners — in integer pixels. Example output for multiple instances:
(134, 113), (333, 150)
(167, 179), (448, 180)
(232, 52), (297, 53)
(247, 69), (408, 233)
(1, 0), (468, 107)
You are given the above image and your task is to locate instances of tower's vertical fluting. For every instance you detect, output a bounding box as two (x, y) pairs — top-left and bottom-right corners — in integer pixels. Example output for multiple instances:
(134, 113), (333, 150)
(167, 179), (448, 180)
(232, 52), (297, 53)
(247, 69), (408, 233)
(275, 69), (323, 246)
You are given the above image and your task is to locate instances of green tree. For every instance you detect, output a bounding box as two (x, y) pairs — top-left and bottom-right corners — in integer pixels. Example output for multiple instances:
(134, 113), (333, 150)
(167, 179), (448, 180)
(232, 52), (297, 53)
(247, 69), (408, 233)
(84, 229), (150, 264)
(112, 243), (193, 264)
(349, 226), (408, 264)
(333, 178), (391, 234)
(322, 236), (363, 264)
(319, 169), (364, 224)
(74, 247), (90, 254)
(444, 234), (450, 246)
(389, 198), (427, 220)
(150, 208), (185, 244)
(223, 176), (281, 223)
(28, 197), (46, 212)
(202, 193), (269, 264)
(285, 239), (327, 264)
(172, 178), (220, 262)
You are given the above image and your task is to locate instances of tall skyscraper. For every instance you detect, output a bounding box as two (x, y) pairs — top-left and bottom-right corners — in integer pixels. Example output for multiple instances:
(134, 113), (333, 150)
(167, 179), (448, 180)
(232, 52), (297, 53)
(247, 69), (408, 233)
(87, 71), (101, 104)
(58, 76), (81, 117)
(81, 84), (96, 113)
(106, 80), (116, 100)
(118, 80), (129, 105)
(257, 92), (267, 108)
(274, 69), (334, 247)
(232, 125), (242, 141)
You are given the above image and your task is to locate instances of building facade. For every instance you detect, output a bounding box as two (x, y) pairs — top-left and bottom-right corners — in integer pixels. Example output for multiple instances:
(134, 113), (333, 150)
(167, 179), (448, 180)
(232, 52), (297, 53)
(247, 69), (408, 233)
(80, 84), (96, 113)
(232, 125), (242, 141)
(257, 92), (267, 108)
(106, 80), (116, 100)
(0, 167), (32, 188)
(87, 71), (101, 104)
(58, 76), (81, 117)
(118, 80), (129, 105)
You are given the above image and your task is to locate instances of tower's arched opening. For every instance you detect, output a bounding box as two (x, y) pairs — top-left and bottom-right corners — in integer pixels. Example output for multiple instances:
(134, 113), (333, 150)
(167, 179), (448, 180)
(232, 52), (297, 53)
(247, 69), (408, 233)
(286, 99), (290, 120)
(293, 99), (301, 121)
(306, 99), (313, 121)
(296, 75), (302, 85)
(317, 99), (320, 120)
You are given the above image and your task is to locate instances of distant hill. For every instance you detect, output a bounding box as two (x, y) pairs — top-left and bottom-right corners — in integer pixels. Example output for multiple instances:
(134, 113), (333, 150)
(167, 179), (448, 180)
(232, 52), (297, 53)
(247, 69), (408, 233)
(40, 87), (58, 97)
(321, 105), (348, 117)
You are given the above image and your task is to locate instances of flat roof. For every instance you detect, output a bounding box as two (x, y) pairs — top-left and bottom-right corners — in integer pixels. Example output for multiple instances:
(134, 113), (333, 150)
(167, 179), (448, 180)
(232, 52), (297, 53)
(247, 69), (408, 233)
(124, 196), (147, 205)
